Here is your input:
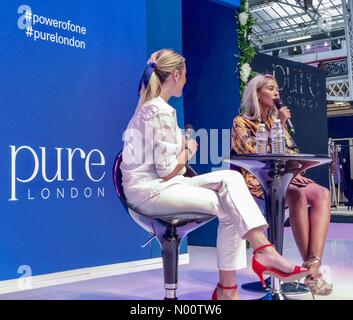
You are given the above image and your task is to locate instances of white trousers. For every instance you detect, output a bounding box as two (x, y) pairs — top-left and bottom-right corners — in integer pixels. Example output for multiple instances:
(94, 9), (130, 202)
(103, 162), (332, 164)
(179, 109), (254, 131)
(132, 170), (268, 271)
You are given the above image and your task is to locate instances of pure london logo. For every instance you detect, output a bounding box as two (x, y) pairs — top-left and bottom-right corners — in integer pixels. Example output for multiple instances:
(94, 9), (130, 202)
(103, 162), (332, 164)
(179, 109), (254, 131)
(8, 145), (106, 202)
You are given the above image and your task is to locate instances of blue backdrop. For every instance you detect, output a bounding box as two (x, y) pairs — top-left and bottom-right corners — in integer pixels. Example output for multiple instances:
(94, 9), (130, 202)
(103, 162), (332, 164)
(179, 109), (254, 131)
(183, 0), (240, 246)
(0, 0), (242, 282)
(0, 0), (186, 281)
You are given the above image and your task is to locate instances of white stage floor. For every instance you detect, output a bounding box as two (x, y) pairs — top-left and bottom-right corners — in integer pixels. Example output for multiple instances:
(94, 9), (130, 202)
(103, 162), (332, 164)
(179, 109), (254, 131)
(1, 223), (353, 300)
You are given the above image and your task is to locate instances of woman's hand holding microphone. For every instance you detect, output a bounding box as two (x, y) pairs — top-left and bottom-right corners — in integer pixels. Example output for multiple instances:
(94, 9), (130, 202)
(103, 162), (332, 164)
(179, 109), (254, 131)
(184, 138), (198, 160)
(277, 106), (291, 127)
(183, 124), (198, 160)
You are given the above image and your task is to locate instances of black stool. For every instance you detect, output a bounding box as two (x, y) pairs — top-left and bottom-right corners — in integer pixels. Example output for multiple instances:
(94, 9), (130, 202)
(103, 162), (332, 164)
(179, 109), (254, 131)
(113, 152), (215, 299)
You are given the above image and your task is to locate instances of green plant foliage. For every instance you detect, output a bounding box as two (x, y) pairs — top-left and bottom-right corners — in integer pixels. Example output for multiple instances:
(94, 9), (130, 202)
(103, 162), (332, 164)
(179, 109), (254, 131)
(237, 0), (257, 97)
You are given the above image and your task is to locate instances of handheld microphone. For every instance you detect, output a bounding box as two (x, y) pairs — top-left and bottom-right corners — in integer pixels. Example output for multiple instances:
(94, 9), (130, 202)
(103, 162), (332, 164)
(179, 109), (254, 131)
(184, 124), (195, 162)
(274, 98), (295, 135)
(184, 124), (194, 140)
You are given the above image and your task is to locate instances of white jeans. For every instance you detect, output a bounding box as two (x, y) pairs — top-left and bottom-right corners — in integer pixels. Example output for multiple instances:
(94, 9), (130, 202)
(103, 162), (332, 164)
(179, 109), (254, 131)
(131, 170), (268, 271)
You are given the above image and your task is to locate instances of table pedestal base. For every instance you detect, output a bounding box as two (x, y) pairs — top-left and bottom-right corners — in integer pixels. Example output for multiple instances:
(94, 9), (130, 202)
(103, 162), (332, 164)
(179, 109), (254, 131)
(260, 292), (289, 300)
(242, 279), (311, 295)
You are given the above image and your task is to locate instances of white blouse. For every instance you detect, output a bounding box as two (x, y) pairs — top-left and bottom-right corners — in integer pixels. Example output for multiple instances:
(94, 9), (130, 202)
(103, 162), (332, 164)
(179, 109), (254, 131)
(121, 97), (187, 208)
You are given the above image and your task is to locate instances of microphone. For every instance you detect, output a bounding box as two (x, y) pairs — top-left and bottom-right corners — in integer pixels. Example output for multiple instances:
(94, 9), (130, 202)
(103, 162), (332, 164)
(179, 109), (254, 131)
(184, 124), (194, 162)
(274, 98), (295, 135)
(184, 124), (194, 140)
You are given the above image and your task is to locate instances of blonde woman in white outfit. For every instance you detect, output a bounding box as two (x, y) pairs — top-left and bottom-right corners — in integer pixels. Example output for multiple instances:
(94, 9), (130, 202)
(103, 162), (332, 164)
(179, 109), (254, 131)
(121, 49), (309, 300)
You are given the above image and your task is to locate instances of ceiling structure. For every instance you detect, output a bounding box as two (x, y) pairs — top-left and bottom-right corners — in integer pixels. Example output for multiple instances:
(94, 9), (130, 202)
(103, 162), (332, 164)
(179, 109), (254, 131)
(248, 0), (345, 50)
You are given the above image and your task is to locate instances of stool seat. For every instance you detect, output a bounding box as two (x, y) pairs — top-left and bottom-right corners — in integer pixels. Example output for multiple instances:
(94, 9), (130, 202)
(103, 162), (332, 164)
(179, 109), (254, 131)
(149, 212), (214, 228)
(127, 208), (214, 236)
(113, 151), (215, 299)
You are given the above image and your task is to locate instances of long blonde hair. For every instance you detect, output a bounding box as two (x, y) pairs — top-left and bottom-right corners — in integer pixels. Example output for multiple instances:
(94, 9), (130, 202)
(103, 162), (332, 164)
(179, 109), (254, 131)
(138, 49), (185, 106)
(240, 74), (278, 121)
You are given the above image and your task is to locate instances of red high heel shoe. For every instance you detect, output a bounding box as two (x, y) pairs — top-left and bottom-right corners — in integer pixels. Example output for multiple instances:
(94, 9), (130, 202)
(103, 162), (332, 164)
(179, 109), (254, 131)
(252, 243), (310, 288)
(212, 283), (238, 300)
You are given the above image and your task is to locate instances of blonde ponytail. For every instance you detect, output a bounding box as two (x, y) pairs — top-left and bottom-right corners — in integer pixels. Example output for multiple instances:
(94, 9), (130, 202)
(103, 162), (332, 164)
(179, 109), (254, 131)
(137, 49), (185, 107)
